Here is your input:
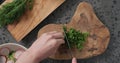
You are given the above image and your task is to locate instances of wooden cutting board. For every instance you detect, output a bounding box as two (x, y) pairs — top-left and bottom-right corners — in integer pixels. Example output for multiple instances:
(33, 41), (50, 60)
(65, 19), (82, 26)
(3, 0), (65, 42)
(37, 2), (110, 60)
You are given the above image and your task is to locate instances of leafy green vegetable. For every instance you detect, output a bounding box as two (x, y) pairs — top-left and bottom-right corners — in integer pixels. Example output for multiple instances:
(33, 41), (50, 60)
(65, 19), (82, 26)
(0, 0), (34, 27)
(63, 26), (89, 50)
(8, 51), (16, 62)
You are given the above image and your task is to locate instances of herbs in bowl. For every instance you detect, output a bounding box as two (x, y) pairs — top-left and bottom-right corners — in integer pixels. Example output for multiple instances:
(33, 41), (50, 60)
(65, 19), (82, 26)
(63, 26), (89, 50)
(0, 43), (26, 63)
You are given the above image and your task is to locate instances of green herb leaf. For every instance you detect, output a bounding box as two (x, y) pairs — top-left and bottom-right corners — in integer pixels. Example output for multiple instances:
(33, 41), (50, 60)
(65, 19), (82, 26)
(63, 26), (89, 50)
(0, 0), (34, 27)
(8, 51), (16, 62)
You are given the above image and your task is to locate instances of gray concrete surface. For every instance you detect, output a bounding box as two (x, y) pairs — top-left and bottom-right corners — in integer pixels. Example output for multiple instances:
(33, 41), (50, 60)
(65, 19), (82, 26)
(0, 0), (120, 63)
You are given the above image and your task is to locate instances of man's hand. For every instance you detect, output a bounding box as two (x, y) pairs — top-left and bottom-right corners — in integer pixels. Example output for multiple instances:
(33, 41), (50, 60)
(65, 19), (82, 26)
(16, 31), (65, 63)
(29, 31), (65, 61)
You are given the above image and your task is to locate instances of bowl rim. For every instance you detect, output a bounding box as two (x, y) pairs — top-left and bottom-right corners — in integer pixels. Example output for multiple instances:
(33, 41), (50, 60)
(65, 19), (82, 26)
(0, 43), (27, 50)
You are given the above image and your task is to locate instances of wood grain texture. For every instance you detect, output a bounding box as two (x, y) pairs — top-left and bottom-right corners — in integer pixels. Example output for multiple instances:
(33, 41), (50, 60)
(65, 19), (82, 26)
(6, 0), (65, 42)
(38, 2), (110, 60)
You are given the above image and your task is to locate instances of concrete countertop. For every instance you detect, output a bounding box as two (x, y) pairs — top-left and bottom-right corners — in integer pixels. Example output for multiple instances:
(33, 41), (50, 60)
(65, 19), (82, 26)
(0, 0), (120, 63)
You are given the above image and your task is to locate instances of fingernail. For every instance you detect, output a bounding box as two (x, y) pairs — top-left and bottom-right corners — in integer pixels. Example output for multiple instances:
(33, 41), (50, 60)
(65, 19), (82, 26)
(72, 57), (77, 63)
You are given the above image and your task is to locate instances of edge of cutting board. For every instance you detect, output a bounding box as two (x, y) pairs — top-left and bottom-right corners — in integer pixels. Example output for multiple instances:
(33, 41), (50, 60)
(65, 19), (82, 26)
(7, 0), (65, 42)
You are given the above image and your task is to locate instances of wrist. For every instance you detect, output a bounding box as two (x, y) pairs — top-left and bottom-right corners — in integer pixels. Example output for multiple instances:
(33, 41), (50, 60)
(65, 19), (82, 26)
(16, 49), (40, 63)
(26, 49), (41, 62)
(27, 48), (43, 62)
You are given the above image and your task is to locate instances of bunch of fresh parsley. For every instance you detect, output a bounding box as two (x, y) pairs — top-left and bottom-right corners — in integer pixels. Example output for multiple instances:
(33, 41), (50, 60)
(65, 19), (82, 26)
(63, 26), (89, 50)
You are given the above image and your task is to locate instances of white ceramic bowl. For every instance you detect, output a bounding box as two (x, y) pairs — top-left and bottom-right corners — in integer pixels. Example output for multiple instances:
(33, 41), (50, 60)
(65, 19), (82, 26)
(0, 43), (27, 52)
(0, 43), (27, 63)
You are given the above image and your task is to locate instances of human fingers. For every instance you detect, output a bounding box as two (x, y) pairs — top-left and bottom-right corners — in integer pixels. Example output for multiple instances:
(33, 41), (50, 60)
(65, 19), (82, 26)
(49, 39), (65, 47)
(56, 39), (65, 46)
(41, 31), (64, 40)
(47, 31), (57, 34)
(51, 32), (64, 39)
(72, 57), (77, 63)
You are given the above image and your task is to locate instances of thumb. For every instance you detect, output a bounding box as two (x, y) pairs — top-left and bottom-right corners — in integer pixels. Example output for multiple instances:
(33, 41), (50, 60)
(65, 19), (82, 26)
(72, 57), (77, 63)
